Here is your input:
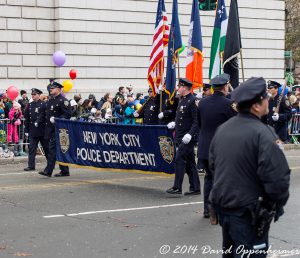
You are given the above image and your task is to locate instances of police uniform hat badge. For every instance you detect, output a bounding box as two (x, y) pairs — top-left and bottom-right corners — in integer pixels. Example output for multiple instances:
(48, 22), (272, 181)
(203, 83), (212, 91)
(210, 73), (230, 88)
(50, 82), (63, 89)
(267, 80), (281, 89)
(178, 78), (193, 88)
(31, 88), (43, 95)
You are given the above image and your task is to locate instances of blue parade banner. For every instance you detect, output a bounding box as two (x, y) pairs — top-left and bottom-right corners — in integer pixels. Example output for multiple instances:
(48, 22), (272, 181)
(55, 119), (175, 174)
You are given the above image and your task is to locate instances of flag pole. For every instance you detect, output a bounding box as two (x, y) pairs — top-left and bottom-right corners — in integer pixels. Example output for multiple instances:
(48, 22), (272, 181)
(177, 53), (180, 81)
(240, 49), (245, 82)
(159, 64), (163, 112)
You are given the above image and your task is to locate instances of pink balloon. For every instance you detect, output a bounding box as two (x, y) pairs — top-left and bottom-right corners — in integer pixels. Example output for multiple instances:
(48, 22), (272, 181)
(7, 86), (19, 101)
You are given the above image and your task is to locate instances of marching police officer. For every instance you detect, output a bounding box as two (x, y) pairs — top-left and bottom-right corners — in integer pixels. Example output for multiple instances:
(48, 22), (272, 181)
(166, 78), (200, 196)
(134, 88), (160, 125)
(158, 90), (179, 125)
(264, 80), (292, 142)
(23, 88), (49, 171)
(210, 77), (290, 257)
(38, 82), (71, 177)
(197, 74), (236, 220)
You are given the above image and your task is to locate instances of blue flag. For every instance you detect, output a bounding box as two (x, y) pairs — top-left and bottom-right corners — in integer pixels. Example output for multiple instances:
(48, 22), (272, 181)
(165, 0), (182, 103)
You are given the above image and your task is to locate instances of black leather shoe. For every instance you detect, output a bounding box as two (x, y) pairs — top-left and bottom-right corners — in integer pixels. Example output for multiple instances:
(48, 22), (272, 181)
(24, 167), (35, 171)
(203, 211), (210, 218)
(166, 187), (182, 195)
(54, 172), (70, 177)
(184, 190), (201, 196)
(38, 171), (51, 177)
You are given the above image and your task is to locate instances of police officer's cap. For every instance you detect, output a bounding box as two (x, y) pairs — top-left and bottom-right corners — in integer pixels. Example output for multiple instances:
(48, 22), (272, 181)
(267, 80), (281, 89)
(178, 78), (193, 88)
(31, 88), (43, 95)
(231, 77), (268, 105)
(210, 73), (230, 87)
(203, 83), (211, 91)
(50, 82), (63, 89)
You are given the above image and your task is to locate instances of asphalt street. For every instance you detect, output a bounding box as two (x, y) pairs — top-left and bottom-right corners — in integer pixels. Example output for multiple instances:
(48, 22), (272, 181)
(0, 150), (299, 258)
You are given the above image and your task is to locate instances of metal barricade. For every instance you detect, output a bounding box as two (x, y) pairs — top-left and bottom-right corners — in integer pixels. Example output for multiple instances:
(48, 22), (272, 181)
(289, 114), (300, 144)
(0, 118), (28, 157)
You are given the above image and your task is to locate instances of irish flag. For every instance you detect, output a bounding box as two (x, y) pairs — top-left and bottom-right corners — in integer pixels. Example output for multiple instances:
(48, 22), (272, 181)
(209, 0), (228, 80)
(186, 0), (204, 91)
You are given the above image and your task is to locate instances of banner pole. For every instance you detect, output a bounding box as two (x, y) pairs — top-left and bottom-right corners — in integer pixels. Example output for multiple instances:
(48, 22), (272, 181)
(177, 53), (180, 81)
(240, 49), (245, 82)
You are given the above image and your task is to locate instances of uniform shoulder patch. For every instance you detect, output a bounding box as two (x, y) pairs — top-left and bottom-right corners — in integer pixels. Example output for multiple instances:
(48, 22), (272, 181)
(64, 101), (69, 107)
(231, 102), (237, 112)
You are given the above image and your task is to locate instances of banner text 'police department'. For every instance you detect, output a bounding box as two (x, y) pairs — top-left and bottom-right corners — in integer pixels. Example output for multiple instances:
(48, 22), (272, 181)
(55, 119), (175, 174)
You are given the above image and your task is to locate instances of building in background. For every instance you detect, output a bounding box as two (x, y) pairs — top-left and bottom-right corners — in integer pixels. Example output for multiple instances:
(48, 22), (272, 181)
(0, 0), (285, 97)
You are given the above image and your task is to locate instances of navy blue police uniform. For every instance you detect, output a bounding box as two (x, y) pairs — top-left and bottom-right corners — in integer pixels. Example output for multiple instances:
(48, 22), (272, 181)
(210, 77), (290, 257)
(24, 88), (49, 171)
(39, 82), (71, 177)
(197, 74), (237, 217)
(264, 80), (292, 142)
(166, 78), (200, 196)
(159, 93), (179, 125)
(137, 88), (160, 125)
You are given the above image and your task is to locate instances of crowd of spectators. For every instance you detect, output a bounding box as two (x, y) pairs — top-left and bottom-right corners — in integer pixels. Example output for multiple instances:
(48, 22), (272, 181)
(0, 84), (300, 157)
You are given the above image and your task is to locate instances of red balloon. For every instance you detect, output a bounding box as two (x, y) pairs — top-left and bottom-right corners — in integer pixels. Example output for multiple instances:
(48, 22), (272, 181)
(7, 86), (19, 101)
(69, 69), (77, 80)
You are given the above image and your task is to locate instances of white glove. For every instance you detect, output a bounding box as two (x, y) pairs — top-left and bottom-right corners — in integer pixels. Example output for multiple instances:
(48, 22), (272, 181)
(272, 113), (279, 121)
(182, 134), (192, 144)
(105, 113), (112, 119)
(167, 121), (175, 129)
(25, 133), (29, 137)
(34, 122), (38, 127)
(196, 92), (203, 99)
(91, 108), (97, 114)
(50, 116), (55, 124)
(70, 117), (77, 121)
(158, 112), (164, 119)
(133, 111), (139, 118)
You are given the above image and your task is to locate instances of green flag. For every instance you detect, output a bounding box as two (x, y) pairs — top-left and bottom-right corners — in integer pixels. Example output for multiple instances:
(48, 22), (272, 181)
(209, 0), (228, 79)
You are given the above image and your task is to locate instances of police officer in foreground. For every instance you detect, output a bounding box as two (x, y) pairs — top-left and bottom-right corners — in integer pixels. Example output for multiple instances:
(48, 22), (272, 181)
(209, 77), (290, 257)
(23, 88), (49, 171)
(197, 74), (236, 220)
(38, 82), (71, 177)
(134, 88), (160, 125)
(166, 78), (200, 196)
(264, 80), (292, 142)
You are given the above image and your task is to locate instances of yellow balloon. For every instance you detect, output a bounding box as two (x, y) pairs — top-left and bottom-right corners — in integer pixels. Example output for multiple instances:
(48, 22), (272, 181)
(62, 80), (73, 92)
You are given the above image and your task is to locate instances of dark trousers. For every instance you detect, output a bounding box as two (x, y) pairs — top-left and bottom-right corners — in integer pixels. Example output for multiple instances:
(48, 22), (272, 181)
(202, 159), (213, 214)
(218, 212), (269, 258)
(28, 136), (49, 169)
(44, 136), (69, 176)
(174, 142), (200, 192)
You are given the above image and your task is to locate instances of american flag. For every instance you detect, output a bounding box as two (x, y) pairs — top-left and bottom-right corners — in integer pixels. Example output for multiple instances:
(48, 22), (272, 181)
(148, 0), (169, 94)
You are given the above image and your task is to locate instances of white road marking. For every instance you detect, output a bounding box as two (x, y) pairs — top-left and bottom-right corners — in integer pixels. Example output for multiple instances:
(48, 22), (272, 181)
(0, 172), (35, 176)
(43, 201), (204, 219)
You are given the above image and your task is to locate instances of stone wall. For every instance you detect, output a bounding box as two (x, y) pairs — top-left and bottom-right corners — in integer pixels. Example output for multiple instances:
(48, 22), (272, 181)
(0, 0), (286, 98)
